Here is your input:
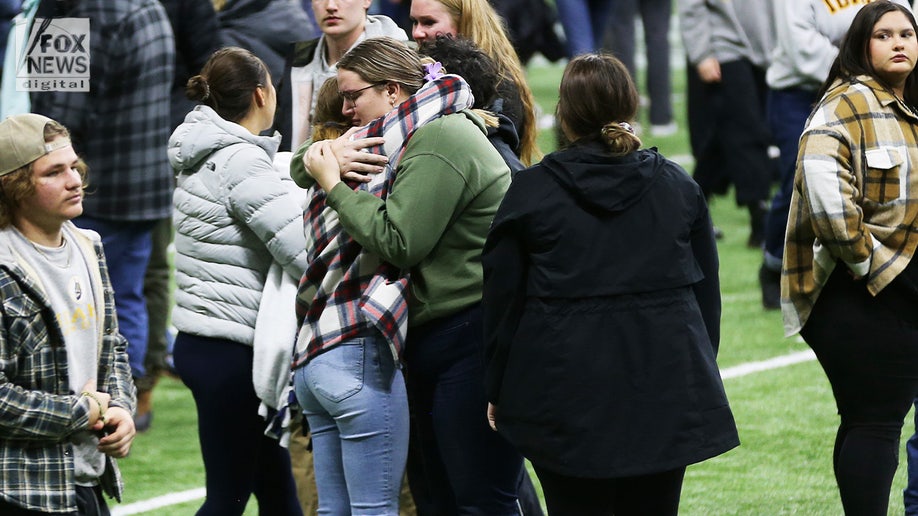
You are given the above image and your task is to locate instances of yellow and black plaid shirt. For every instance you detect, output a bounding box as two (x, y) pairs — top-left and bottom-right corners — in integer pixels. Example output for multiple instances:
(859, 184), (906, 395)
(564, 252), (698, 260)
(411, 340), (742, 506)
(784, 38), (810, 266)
(782, 76), (918, 335)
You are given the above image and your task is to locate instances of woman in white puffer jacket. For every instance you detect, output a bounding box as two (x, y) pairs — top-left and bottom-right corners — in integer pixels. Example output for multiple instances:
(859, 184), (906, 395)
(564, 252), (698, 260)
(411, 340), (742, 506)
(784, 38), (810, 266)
(167, 47), (307, 516)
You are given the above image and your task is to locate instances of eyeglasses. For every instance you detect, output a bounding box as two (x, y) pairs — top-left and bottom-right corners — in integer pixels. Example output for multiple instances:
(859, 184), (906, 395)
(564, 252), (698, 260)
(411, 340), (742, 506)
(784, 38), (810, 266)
(339, 82), (384, 104)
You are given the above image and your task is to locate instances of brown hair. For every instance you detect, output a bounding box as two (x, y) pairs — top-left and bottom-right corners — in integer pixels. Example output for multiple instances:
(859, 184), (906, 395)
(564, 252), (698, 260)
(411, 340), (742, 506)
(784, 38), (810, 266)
(312, 76), (351, 141)
(187, 46), (270, 123)
(557, 53), (641, 156)
(337, 37), (426, 96)
(0, 120), (88, 228)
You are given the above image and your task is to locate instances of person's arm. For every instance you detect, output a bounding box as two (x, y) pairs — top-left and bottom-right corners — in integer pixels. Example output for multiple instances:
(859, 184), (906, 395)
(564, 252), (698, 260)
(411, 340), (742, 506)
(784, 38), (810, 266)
(777, 0), (839, 86)
(0, 326), (98, 440)
(95, 246), (136, 456)
(689, 192), (722, 354)
(677, 0), (713, 66)
(290, 129), (387, 188)
(797, 127), (873, 277)
(227, 150), (310, 279)
(306, 137), (471, 269)
(481, 182), (529, 404)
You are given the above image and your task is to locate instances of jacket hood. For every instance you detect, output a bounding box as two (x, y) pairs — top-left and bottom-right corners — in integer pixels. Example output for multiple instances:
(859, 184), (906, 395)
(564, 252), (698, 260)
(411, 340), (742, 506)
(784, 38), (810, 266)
(168, 105), (281, 173)
(541, 142), (665, 213)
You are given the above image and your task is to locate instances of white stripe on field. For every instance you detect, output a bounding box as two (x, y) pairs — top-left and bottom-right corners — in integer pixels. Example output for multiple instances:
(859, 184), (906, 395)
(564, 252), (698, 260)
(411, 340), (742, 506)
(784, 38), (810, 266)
(720, 349), (816, 380)
(112, 348), (815, 515)
(110, 488), (206, 515)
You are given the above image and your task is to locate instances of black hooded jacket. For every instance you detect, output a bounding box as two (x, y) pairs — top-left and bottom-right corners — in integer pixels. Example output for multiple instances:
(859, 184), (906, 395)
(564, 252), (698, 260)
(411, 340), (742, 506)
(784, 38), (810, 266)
(482, 142), (739, 477)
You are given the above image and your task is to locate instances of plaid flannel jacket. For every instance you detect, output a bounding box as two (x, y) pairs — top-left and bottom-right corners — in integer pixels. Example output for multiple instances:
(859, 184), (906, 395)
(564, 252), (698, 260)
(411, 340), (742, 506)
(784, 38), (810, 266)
(292, 75), (473, 367)
(0, 223), (136, 512)
(782, 76), (918, 335)
(31, 0), (175, 221)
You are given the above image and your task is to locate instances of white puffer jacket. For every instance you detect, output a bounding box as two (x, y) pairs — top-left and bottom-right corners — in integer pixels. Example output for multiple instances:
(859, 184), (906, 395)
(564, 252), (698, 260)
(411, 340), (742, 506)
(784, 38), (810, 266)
(168, 105), (308, 344)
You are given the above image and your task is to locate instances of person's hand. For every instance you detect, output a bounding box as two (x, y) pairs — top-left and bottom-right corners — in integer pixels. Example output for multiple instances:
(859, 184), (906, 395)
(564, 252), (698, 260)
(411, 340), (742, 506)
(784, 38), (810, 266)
(487, 402), (498, 431)
(330, 127), (387, 182)
(80, 379), (111, 431)
(97, 406), (135, 458)
(697, 57), (722, 83)
(305, 140), (345, 192)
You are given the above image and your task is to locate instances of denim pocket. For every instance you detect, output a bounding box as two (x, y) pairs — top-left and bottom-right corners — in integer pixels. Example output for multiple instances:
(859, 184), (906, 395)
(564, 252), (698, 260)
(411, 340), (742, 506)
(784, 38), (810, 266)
(306, 339), (365, 402)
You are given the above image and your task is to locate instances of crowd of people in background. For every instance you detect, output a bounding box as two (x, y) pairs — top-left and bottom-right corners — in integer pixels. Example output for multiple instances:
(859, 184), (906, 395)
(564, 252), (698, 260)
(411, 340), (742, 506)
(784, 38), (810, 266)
(2, 0), (918, 515)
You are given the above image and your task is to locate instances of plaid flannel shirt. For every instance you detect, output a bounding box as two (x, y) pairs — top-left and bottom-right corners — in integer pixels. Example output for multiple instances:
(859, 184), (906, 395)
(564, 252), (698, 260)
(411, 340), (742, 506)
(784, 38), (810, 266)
(293, 75), (473, 367)
(0, 223), (136, 512)
(782, 76), (918, 335)
(31, 0), (175, 221)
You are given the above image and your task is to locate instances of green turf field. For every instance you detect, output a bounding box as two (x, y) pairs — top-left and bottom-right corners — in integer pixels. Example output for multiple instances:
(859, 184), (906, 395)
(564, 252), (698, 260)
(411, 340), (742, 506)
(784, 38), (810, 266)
(112, 58), (913, 516)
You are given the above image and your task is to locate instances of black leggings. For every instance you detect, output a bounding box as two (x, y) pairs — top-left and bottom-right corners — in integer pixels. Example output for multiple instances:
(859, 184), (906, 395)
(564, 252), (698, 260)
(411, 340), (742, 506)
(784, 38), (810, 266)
(533, 465), (686, 515)
(801, 264), (918, 516)
(174, 333), (302, 516)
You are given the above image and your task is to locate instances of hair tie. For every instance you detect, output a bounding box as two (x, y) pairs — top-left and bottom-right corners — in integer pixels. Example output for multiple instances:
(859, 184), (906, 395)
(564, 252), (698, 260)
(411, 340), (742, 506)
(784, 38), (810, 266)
(423, 61), (444, 82)
(201, 80), (211, 101)
(617, 121), (635, 134)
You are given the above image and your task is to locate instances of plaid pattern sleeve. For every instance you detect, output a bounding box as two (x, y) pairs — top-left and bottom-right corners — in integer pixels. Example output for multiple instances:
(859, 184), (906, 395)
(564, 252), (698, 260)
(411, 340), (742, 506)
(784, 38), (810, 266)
(782, 76), (918, 335)
(293, 76), (474, 366)
(30, 0), (175, 221)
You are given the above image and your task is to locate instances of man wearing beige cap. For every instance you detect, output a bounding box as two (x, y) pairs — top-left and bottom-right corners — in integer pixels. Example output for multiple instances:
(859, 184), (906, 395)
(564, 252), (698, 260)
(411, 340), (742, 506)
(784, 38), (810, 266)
(0, 114), (136, 516)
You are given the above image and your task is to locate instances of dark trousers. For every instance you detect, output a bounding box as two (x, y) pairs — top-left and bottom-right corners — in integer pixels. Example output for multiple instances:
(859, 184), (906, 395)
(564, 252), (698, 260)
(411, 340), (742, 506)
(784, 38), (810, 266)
(173, 333), (303, 516)
(801, 264), (918, 516)
(404, 304), (525, 515)
(604, 0), (674, 125)
(533, 465), (686, 516)
(762, 87), (819, 267)
(0, 486), (110, 515)
(686, 58), (772, 206)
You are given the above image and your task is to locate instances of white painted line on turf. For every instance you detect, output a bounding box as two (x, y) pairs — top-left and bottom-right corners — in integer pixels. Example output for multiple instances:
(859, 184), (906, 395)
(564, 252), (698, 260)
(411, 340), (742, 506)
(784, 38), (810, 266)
(112, 346), (815, 515)
(720, 349), (816, 380)
(111, 487), (206, 515)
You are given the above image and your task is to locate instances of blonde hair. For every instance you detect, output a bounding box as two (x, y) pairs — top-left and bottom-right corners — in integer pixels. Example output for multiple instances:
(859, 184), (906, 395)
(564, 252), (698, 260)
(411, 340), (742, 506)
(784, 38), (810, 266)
(433, 0), (540, 165)
(0, 120), (88, 228)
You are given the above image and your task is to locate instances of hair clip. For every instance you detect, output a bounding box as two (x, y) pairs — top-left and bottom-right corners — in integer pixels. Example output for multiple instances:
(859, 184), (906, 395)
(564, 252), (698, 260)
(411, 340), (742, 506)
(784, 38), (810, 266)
(424, 61), (444, 82)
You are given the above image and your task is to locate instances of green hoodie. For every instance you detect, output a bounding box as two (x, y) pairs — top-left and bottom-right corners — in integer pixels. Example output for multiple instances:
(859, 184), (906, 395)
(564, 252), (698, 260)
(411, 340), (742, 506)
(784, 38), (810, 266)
(292, 110), (510, 326)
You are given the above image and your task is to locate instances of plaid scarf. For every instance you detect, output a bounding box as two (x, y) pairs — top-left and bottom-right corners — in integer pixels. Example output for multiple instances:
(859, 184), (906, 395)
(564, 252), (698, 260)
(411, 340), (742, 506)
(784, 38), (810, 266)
(293, 74), (473, 367)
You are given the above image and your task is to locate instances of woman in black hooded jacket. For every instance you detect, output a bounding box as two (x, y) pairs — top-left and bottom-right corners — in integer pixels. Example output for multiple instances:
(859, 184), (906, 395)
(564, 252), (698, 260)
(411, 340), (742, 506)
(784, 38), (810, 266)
(482, 53), (739, 515)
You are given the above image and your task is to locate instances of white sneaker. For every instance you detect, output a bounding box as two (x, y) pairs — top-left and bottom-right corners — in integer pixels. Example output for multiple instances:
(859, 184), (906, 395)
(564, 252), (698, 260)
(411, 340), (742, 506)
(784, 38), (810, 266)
(650, 121), (678, 137)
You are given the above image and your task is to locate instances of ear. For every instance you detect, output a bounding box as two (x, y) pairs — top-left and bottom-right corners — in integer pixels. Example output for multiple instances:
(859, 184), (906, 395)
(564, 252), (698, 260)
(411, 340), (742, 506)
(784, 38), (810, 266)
(253, 86), (267, 108)
(385, 82), (400, 99)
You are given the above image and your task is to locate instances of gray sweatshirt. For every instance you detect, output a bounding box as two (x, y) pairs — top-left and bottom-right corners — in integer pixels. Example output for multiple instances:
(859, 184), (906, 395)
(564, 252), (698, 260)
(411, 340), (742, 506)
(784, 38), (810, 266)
(766, 0), (913, 91)
(678, 0), (775, 68)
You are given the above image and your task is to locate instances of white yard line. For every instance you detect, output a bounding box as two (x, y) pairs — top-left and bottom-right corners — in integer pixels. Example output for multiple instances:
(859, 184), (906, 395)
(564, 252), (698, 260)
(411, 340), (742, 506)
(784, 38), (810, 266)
(111, 346), (815, 515)
(111, 488), (206, 515)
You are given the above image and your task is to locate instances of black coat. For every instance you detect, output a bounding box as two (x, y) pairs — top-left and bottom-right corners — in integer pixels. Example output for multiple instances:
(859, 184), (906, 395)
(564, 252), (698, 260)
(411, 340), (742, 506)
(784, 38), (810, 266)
(482, 142), (739, 478)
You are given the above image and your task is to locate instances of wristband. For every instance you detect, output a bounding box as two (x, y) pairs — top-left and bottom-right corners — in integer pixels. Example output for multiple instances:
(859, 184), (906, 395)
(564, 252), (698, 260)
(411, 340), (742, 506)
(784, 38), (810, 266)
(81, 391), (106, 425)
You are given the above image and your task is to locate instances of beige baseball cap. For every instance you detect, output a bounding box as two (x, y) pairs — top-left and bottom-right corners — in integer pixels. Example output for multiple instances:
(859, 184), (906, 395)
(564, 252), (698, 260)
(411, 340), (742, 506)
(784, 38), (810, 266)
(0, 114), (71, 177)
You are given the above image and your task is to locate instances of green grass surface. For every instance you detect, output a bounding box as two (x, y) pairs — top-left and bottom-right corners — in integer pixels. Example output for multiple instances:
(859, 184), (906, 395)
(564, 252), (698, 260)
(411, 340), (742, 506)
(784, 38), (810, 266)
(114, 59), (913, 515)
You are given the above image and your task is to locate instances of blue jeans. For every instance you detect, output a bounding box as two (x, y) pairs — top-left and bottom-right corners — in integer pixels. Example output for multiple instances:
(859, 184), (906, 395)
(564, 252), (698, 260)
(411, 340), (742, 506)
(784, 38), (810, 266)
(556, 0), (614, 56)
(294, 334), (409, 515)
(906, 399), (918, 514)
(73, 215), (155, 378)
(404, 304), (524, 515)
(763, 87), (819, 269)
